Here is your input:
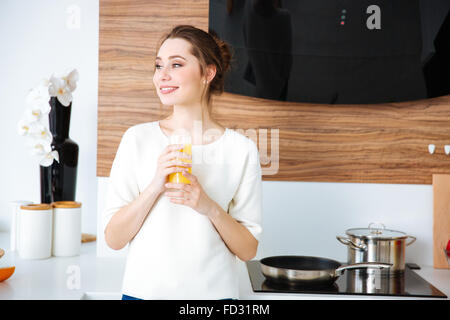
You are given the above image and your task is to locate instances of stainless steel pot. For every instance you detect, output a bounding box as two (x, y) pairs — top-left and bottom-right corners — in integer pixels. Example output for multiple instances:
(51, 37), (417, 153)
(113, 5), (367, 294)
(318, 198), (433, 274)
(337, 222), (416, 275)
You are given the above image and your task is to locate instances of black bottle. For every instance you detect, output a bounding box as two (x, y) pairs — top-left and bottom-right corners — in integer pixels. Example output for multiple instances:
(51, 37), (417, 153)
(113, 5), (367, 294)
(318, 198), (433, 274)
(40, 96), (79, 203)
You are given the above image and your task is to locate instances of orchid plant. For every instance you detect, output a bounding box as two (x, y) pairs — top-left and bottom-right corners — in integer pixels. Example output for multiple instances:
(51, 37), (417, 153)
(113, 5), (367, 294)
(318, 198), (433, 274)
(17, 69), (79, 167)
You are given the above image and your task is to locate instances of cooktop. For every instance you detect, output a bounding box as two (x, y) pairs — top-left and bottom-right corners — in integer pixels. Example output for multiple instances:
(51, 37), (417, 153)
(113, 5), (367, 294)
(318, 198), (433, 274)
(246, 260), (447, 298)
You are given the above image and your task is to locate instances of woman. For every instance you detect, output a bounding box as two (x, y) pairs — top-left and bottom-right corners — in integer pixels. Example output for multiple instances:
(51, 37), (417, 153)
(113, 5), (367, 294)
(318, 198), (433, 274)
(103, 25), (262, 300)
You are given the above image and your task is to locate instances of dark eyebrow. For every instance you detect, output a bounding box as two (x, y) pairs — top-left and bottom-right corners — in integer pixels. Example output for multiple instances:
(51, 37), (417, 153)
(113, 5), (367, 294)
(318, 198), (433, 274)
(155, 55), (186, 61)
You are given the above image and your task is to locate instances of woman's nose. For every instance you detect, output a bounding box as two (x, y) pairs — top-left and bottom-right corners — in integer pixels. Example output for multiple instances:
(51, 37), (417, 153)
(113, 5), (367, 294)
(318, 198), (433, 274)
(158, 66), (171, 81)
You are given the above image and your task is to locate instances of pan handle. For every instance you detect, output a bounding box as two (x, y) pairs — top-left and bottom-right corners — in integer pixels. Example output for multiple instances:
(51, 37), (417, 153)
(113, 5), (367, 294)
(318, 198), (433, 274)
(406, 235), (416, 246)
(335, 262), (392, 276)
(336, 236), (367, 251)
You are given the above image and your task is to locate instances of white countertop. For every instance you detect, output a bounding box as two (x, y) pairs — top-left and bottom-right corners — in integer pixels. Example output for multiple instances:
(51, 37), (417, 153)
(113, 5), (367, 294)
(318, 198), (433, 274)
(0, 232), (449, 300)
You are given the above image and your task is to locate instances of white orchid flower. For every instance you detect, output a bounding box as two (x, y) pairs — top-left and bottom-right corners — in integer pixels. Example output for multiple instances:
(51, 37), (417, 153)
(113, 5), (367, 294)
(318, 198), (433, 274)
(23, 105), (50, 123)
(31, 125), (52, 143)
(29, 139), (52, 156)
(40, 150), (59, 167)
(17, 118), (32, 136)
(63, 69), (79, 92)
(25, 82), (51, 117)
(17, 118), (49, 138)
(26, 81), (50, 105)
(48, 75), (72, 106)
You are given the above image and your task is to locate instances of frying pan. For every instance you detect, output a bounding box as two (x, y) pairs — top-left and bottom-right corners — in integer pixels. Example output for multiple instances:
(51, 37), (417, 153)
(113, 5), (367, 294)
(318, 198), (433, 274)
(260, 255), (392, 287)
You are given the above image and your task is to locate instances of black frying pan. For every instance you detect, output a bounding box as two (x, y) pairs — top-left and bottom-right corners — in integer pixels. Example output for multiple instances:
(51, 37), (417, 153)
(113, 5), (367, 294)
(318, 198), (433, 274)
(260, 256), (392, 287)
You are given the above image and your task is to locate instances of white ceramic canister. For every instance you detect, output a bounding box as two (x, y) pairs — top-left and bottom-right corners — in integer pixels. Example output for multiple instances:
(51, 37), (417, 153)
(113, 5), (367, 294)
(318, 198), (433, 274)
(52, 201), (82, 257)
(18, 204), (53, 259)
(9, 200), (33, 251)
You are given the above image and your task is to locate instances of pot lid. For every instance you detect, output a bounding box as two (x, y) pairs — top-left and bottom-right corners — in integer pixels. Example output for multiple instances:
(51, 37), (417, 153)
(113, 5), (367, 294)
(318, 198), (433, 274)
(345, 223), (408, 240)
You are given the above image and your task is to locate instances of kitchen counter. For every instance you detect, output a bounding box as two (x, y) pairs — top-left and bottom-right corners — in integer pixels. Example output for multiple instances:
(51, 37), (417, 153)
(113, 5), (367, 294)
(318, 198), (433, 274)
(0, 232), (124, 300)
(0, 232), (448, 300)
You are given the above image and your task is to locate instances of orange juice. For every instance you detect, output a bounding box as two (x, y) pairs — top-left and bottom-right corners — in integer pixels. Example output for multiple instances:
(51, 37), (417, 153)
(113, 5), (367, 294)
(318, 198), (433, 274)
(169, 141), (192, 184)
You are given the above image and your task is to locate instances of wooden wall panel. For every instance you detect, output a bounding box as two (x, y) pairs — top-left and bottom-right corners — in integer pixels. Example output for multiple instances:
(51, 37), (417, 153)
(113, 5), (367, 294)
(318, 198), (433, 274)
(98, 0), (450, 184)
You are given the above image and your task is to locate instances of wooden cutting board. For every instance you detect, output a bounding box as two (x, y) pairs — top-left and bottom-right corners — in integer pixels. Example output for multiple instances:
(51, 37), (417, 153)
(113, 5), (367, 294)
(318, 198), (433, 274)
(432, 174), (450, 269)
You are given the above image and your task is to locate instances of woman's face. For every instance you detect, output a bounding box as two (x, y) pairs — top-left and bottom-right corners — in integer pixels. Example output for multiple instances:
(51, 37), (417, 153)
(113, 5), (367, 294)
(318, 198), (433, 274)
(153, 38), (206, 106)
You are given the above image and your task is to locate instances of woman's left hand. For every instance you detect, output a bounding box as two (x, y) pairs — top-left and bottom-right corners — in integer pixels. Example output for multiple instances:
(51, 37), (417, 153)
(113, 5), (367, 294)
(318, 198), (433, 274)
(164, 169), (216, 217)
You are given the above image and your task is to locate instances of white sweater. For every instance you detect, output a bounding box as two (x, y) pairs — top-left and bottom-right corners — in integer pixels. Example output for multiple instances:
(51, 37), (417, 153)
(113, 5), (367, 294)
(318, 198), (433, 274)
(102, 121), (263, 299)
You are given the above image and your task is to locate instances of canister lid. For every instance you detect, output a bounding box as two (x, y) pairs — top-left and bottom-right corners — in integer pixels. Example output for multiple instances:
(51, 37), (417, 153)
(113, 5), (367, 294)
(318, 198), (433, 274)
(345, 223), (408, 240)
(52, 201), (82, 208)
(20, 204), (52, 211)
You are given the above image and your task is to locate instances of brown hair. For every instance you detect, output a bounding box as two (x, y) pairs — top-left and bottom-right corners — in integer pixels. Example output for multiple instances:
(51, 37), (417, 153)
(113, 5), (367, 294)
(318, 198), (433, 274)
(156, 25), (232, 106)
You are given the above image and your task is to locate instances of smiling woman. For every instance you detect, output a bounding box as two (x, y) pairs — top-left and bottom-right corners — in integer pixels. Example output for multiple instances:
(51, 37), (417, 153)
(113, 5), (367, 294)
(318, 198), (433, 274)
(102, 25), (263, 300)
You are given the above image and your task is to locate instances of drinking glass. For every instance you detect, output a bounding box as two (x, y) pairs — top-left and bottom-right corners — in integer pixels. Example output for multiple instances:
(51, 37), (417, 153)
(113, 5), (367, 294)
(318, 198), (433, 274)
(168, 134), (192, 184)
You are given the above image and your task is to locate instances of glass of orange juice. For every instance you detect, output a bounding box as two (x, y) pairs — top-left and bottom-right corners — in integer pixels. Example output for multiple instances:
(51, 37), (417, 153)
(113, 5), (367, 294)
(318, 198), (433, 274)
(168, 134), (192, 184)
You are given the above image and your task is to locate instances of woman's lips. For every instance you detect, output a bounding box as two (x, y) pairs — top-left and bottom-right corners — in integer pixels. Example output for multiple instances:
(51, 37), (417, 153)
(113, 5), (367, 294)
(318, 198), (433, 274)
(160, 86), (178, 94)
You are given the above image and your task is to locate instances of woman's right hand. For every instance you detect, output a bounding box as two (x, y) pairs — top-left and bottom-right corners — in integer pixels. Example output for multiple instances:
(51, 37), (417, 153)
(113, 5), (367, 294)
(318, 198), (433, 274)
(150, 144), (192, 195)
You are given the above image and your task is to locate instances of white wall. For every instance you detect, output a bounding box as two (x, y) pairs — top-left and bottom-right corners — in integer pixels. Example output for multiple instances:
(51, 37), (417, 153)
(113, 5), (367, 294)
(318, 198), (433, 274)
(0, 0), (99, 234)
(1, 0), (435, 267)
(257, 181), (432, 265)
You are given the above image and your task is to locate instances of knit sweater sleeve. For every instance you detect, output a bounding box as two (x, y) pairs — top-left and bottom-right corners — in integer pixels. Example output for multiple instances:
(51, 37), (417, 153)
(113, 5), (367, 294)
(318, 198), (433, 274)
(227, 139), (263, 241)
(102, 127), (140, 234)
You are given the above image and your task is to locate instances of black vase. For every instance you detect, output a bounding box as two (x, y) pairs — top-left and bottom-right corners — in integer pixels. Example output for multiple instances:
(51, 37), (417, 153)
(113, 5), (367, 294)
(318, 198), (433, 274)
(40, 97), (79, 204)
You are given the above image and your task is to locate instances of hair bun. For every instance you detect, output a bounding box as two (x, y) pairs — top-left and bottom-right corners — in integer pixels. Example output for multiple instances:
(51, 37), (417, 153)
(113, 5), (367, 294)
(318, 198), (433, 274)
(209, 31), (232, 74)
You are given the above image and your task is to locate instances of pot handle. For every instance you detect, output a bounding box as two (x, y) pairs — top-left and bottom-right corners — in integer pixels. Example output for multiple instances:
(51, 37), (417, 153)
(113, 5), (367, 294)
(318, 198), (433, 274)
(406, 235), (416, 246)
(336, 236), (367, 251)
(335, 262), (392, 276)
